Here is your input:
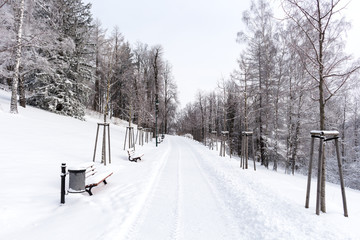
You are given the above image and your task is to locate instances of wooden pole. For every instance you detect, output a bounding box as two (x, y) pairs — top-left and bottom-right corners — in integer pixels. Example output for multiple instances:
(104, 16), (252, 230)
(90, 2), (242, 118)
(240, 137), (244, 168)
(242, 136), (246, 169)
(135, 127), (139, 145)
(335, 138), (348, 217)
(130, 127), (135, 150)
(215, 134), (218, 151)
(142, 130), (144, 145)
(107, 124), (111, 164)
(316, 139), (324, 215)
(123, 127), (128, 150)
(140, 128), (143, 146)
(245, 136), (249, 169)
(252, 136), (256, 171)
(93, 124), (100, 162)
(128, 127), (132, 149)
(102, 125), (106, 165)
(305, 136), (315, 208)
(220, 135), (223, 157)
(229, 133), (231, 158)
(306, 131), (347, 216)
(93, 123), (111, 165)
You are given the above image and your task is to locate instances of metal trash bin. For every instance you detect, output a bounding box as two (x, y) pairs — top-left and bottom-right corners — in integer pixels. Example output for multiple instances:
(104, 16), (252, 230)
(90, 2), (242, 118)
(68, 167), (86, 193)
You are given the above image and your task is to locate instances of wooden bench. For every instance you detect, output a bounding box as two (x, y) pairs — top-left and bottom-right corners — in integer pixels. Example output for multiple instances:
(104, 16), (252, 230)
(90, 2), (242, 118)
(127, 148), (144, 162)
(83, 163), (113, 196)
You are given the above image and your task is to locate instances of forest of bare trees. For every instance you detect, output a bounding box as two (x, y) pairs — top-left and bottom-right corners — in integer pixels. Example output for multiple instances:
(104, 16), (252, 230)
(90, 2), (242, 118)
(176, 0), (360, 192)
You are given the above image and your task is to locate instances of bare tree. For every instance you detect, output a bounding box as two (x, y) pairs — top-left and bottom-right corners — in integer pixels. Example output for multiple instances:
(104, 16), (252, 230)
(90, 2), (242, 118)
(282, 0), (360, 213)
(237, 0), (277, 168)
(196, 91), (207, 143)
(92, 20), (108, 113)
(163, 61), (178, 134)
(10, 0), (25, 114)
(151, 45), (163, 142)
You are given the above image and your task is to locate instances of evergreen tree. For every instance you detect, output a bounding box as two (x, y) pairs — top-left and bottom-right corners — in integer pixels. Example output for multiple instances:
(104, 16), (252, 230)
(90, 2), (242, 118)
(26, 0), (94, 119)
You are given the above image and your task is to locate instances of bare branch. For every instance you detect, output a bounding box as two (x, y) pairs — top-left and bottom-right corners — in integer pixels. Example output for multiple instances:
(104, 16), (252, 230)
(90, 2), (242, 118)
(324, 65), (360, 102)
(0, 0), (9, 9)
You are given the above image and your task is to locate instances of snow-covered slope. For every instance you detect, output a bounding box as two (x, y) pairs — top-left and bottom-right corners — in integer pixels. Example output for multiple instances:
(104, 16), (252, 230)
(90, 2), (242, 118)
(1, 89), (360, 240)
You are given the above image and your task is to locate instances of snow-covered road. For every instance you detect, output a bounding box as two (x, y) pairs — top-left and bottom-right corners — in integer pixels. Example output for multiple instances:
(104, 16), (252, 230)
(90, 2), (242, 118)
(124, 136), (243, 240)
(119, 135), (360, 240)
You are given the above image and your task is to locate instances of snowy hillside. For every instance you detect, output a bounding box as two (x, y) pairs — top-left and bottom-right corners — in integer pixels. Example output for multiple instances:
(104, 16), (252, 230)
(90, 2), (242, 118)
(1, 89), (360, 240)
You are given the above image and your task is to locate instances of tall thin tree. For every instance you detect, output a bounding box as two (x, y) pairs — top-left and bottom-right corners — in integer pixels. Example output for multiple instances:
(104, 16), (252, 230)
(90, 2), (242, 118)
(10, 0), (25, 114)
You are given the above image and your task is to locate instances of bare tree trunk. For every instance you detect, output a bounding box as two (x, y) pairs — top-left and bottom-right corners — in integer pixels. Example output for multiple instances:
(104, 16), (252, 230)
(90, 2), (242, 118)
(257, 48), (267, 168)
(152, 46), (161, 145)
(198, 93), (205, 143)
(93, 77), (100, 111)
(164, 63), (169, 134)
(341, 95), (346, 160)
(354, 101), (359, 159)
(18, 75), (26, 108)
(273, 78), (280, 171)
(291, 93), (303, 175)
(134, 73), (140, 126)
(222, 81), (227, 130)
(93, 45), (101, 112)
(286, 75), (293, 174)
(10, 0), (25, 114)
(317, 1), (326, 212)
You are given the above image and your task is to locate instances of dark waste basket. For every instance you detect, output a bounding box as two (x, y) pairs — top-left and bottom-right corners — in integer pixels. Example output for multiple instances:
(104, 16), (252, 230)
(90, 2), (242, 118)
(68, 167), (86, 193)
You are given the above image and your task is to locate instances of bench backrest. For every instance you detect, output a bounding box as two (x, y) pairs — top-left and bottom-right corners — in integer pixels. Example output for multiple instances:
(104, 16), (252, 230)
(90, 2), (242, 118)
(127, 148), (136, 156)
(85, 164), (97, 178)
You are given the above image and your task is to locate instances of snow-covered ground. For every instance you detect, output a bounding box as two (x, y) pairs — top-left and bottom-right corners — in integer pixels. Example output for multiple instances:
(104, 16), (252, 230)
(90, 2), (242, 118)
(1, 89), (360, 240)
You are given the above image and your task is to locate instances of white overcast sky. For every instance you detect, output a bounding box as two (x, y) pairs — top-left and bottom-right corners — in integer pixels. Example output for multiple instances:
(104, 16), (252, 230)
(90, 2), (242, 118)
(83, 0), (360, 107)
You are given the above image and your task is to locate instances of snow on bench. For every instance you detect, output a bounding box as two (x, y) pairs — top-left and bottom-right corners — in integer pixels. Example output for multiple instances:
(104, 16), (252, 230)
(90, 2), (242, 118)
(127, 147), (144, 162)
(72, 162), (113, 196)
(85, 169), (113, 196)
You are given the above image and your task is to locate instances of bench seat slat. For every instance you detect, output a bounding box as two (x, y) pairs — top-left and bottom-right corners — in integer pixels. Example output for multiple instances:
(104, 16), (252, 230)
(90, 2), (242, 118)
(132, 153), (144, 159)
(86, 171), (113, 187)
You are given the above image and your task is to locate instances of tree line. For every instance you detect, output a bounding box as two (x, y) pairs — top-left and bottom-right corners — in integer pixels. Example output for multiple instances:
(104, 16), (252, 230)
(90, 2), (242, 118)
(176, 0), (360, 191)
(0, 0), (179, 133)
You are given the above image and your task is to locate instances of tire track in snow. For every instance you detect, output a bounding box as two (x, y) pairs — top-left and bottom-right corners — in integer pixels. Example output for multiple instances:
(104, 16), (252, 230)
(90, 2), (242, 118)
(122, 135), (244, 240)
(118, 142), (173, 240)
(180, 138), (244, 239)
(170, 143), (183, 240)
(123, 137), (182, 240)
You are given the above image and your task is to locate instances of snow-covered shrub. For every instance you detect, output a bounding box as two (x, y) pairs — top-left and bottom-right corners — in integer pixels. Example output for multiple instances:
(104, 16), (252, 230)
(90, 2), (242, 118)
(27, 72), (85, 119)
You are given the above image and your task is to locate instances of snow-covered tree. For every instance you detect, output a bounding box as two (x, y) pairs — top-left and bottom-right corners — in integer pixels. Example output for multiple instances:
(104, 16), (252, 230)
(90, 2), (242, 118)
(10, 0), (25, 114)
(282, 0), (360, 213)
(26, 0), (94, 119)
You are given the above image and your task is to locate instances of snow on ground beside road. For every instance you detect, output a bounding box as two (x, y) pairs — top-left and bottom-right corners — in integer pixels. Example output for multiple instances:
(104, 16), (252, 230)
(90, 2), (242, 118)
(1, 89), (360, 240)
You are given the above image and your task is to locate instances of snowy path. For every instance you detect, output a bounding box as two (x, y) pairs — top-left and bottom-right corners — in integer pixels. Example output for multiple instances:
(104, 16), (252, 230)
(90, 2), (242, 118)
(119, 136), (360, 240)
(124, 136), (243, 240)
